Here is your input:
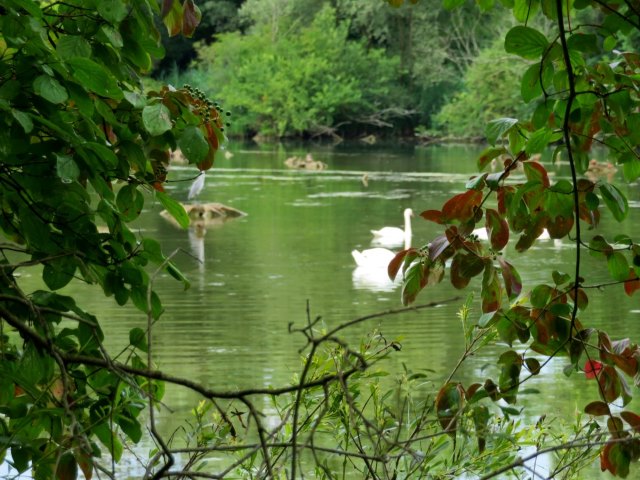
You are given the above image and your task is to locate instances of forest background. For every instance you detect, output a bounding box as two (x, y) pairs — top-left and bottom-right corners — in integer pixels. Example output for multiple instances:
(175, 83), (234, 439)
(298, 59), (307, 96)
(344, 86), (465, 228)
(152, 0), (536, 141)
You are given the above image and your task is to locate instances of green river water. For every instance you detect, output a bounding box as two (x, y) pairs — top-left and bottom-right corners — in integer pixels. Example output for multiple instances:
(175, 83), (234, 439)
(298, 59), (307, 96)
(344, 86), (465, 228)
(5, 142), (640, 478)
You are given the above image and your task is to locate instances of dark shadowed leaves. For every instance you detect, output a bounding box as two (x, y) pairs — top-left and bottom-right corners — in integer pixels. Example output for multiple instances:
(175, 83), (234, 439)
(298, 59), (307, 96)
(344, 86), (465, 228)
(498, 350), (522, 404)
(435, 382), (465, 435)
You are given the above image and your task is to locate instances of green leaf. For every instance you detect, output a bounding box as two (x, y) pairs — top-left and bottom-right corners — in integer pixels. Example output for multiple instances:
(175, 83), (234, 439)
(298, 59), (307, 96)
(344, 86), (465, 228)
(129, 327), (148, 353)
(600, 182), (629, 222)
(162, 0), (183, 36)
(608, 252), (630, 282)
(498, 350), (522, 404)
(521, 63), (543, 103)
(442, 0), (466, 8)
(485, 118), (518, 145)
(178, 126), (209, 163)
(84, 143), (119, 169)
(56, 35), (92, 59)
(12, 109), (33, 133)
(124, 91), (147, 108)
(142, 103), (172, 136)
(56, 154), (80, 183)
(116, 184), (144, 222)
(622, 159), (640, 182)
(93, 423), (123, 462)
(97, 0), (128, 23)
(43, 256), (77, 290)
(530, 284), (551, 308)
(33, 75), (68, 104)
(66, 58), (123, 100)
(505, 26), (549, 60)
(156, 191), (189, 229)
(525, 128), (553, 154)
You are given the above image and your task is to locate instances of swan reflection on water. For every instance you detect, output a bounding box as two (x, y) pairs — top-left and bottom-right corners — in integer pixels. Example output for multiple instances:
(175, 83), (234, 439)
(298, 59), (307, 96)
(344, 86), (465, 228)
(352, 265), (400, 292)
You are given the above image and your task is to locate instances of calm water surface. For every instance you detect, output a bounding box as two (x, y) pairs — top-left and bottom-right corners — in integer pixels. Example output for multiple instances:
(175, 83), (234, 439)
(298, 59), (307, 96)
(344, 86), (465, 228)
(10, 142), (640, 478)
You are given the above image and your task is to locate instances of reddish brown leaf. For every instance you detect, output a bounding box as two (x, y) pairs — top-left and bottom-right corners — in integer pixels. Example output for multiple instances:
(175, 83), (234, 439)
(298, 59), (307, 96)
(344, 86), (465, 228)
(182, 0), (202, 38)
(388, 248), (413, 281)
(498, 258), (522, 300)
(450, 254), (471, 290)
(598, 365), (622, 403)
(621, 411), (640, 433)
(546, 215), (574, 238)
(56, 452), (78, 480)
(75, 448), (93, 480)
(625, 269), (640, 296)
(442, 190), (483, 223)
(485, 209), (509, 250)
(481, 262), (502, 313)
(465, 383), (482, 400)
(584, 360), (603, 379)
(584, 400), (610, 416)
(161, 0), (174, 17)
(608, 416), (625, 437)
(420, 209), (443, 224)
(569, 287), (589, 311)
(523, 160), (550, 187)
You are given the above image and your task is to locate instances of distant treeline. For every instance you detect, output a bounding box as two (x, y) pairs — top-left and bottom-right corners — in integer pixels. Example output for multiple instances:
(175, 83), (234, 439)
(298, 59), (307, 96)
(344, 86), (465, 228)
(152, 0), (532, 140)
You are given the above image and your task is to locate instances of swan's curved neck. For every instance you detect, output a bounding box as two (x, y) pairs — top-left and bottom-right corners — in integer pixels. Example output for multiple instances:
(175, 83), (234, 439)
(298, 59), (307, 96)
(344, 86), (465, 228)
(404, 211), (412, 250)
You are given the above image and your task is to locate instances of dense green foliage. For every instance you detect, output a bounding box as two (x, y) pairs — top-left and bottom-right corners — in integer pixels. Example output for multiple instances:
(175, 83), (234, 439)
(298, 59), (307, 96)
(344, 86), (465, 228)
(186, 5), (405, 138)
(390, 0), (640, 477)
(174, 0), (504, 138)
(0, 1), (222, 477)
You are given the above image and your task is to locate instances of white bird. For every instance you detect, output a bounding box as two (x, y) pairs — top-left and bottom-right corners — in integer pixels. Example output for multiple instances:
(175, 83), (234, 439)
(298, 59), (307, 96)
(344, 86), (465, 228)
(188, 172), (205, 200)
(351, 247), (396, 268)
(472, 225), (551, 241)
(371, 208), (413, 249)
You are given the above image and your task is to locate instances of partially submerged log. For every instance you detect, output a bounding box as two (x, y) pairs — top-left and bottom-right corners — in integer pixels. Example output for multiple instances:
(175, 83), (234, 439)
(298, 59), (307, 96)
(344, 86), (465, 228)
(160, 202), (247, 229)
(284, 153), (327, 170)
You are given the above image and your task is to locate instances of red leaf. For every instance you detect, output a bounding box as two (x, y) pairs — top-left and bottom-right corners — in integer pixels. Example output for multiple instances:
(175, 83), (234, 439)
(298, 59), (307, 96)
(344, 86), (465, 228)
(621, 410), (640, 433)
(442, 190), (483, 223)
(498, 258), (522, 300)
(584, 400), (610, 416)
(485, 208), (509, 250)
(420, 209), (443, 224)
(624, 269), (640, 296)
(546, 215), (574, 238)
(388, 248), (412, 281)
(481, 262), (502, 313)
(523, 161), (550, 187)
(584, 359), (603, 379)
(161, 0), (174, 17)
(182, 0), (202, 38)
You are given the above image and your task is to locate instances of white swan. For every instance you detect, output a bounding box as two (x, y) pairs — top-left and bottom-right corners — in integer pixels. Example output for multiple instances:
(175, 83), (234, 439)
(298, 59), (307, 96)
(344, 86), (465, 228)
(472, 225), (551, 241)
(351, 247), (396, 268)
(371, 208), (413, 249)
